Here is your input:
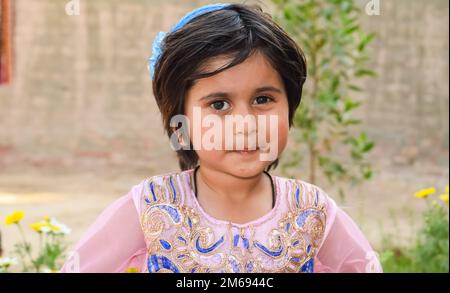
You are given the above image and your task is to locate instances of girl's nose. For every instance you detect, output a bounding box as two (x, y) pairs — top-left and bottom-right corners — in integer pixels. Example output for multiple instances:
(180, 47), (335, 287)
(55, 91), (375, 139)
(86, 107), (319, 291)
(232, 105), (257, 135)
(235, 121), (257, 137)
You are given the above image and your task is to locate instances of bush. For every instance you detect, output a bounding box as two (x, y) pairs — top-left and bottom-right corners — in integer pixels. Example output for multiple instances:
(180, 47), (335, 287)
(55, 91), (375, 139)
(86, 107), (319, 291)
(381, 185), (449, 272)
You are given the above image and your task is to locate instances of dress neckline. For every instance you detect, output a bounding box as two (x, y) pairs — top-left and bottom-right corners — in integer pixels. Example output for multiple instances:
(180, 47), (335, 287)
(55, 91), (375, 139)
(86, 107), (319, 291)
(193, 165), (276, 209)
(185, 167), (281, 228)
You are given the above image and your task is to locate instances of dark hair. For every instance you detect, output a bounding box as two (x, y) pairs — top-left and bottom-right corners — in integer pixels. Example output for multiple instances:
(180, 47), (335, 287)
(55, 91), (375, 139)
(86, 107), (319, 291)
(152, 3), (307, 171)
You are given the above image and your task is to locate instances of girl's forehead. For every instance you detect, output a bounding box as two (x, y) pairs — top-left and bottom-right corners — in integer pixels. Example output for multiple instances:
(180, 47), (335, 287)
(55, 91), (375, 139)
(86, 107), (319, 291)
(191, 51), (284, 95)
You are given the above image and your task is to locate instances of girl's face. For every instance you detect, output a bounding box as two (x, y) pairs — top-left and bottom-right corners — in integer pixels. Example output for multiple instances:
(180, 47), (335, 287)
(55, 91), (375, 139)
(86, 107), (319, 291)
(184, 51), (290, 177)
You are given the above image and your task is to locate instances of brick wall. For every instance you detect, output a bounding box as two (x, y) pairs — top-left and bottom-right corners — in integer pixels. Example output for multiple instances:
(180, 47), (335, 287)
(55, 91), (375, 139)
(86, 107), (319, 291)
(0, 0), (448, 173)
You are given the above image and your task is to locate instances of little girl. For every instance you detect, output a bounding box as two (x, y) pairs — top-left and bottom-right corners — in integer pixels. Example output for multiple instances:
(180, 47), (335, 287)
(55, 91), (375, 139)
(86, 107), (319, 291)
(61, 3), (382, 273)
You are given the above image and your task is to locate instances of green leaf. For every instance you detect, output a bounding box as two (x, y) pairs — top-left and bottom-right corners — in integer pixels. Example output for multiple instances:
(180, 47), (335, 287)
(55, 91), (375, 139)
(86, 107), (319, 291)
(343, 98), (362, 112)
(358, 32), (376, 51)
(348, 84), (363, 91)
(362, 166), (372, 179)
(283, 7), (293, 21)
(362, 141), (375, 152)
(355, 68), (376, 77)
(331, 76), (340, 93)
(343, 119), (362, 125)
(343, 24), (360, 35)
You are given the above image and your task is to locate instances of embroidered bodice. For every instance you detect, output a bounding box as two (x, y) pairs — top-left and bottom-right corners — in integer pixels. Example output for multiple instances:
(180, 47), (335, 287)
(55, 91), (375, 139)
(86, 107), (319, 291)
(136, 168), (327, 273)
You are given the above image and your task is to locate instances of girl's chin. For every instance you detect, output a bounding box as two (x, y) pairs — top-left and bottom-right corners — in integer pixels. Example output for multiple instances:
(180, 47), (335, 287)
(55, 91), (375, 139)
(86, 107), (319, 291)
(222, 161), (269, 178)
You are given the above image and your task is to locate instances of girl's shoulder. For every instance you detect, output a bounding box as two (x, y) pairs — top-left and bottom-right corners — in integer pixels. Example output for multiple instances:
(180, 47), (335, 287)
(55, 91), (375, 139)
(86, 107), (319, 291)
(129, 168), (195, 214)
(273, 175), (332, 212)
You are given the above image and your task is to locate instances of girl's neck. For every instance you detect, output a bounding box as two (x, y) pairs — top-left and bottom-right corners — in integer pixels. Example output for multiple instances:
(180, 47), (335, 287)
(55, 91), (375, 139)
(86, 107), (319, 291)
(195, 165), (268, 204)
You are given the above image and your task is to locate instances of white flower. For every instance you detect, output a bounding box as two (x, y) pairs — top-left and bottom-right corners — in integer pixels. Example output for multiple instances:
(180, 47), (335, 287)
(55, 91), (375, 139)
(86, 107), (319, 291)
(0, 257), (18, 269)
(49, 217), (71, 235)
(40, 225), (51, 234)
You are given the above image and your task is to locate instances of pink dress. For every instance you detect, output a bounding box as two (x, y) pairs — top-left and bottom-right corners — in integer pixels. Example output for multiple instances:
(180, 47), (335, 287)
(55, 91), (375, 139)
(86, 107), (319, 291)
(60, 168), (382, 273)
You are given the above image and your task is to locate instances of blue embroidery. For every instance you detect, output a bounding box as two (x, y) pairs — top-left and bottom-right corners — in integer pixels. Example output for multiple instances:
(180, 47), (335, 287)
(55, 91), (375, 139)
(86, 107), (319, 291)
(285, 222), (291, 232)
(254, 242), (283, 257)
(159, 239), (172, 250)
(229, 256), (240, 273)
(169, 177), (177, 203)
(246, 261), (254, 273)
(148, 255), (180, 273)
(296, 209), (321, 228)
(149, 204), (181, 224)
(195, 235), (225, 253)
(295, 186), (300, 208)
(149, 181), (157, 202)
(233, 234), (239, 247)
(242, 237), (250, 249)
(299, 258), (314, 273)
(233, 234), (250, 250)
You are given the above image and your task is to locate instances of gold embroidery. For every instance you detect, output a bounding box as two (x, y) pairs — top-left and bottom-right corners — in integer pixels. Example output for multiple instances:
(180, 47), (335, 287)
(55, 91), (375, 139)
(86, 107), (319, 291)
(139, 172), (327, 273)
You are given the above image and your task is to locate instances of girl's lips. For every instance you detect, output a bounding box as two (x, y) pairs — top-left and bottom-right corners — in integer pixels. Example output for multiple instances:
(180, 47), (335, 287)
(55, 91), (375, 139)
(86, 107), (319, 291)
(232, 148), (259, 155)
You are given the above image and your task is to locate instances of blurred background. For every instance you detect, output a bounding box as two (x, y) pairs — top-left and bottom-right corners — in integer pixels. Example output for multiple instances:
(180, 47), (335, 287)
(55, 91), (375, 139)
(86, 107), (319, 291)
(0, 0), (448, 272)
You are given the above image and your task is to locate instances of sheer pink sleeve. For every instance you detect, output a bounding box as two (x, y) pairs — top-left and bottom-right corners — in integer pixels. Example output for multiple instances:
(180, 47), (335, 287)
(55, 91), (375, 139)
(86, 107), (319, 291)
(60, 181), (147, 273)
(314, 191), (383, 273)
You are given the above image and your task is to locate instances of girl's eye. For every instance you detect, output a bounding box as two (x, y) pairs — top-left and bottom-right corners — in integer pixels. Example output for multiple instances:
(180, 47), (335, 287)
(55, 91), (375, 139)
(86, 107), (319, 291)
(253, 95), (273, 105)
(210, 100), (230, 111)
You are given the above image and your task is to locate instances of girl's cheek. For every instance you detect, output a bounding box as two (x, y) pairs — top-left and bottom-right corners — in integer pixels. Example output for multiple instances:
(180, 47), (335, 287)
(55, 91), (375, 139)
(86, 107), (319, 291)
(266, 104), (289, 156)
(276, 117), (289, 154)
(189, 114), (225, 150)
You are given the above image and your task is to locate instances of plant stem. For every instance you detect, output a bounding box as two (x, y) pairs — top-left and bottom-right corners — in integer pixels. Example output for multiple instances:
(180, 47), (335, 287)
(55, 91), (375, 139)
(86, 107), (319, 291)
(16, 223), (35, 271)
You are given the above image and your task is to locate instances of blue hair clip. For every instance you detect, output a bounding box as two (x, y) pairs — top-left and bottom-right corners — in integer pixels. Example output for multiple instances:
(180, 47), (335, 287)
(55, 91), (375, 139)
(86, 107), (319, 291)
(148, 3), (230, 80)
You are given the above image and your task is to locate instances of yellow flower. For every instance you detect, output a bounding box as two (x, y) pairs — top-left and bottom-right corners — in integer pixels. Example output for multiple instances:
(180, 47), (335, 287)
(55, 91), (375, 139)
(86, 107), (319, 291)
(445, 185), (449, 194)
(30, 221), (48, 233)
(48, 218), (71, 235)
(126, 267), (140, 273)
(440, 193), (449, 205)
(49, 224), (61, 233)
(414, 187), (436, 199)
(4, 210), (25, 225)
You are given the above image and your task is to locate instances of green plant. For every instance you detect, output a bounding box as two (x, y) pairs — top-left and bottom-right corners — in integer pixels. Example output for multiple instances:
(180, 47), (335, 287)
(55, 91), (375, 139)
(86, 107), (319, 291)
(272, 0), (376, 199)
(2, 211), (71, 273)
(380, 185), (449, 272)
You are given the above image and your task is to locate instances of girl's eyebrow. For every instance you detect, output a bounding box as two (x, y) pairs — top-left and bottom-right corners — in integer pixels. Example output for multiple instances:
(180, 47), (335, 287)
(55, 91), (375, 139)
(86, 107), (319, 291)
(199, 85), (283, 101)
